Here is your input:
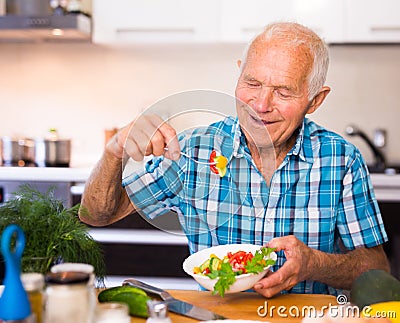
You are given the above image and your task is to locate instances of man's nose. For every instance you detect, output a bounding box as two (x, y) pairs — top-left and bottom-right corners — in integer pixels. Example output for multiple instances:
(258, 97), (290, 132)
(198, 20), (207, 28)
(252, 88), (273, 113)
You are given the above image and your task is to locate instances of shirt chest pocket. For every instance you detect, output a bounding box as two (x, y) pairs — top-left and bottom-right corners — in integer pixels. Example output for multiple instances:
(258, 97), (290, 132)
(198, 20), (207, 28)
(288, 208), (336, 252)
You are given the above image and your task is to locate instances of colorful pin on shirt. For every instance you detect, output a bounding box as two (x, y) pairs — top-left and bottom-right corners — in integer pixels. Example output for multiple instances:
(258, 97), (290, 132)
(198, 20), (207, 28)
(209, 150), (228, 177)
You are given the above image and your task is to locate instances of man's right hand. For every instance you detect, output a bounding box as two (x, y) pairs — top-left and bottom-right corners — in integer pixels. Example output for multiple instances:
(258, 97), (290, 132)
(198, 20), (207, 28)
(106, 114), (181, 161)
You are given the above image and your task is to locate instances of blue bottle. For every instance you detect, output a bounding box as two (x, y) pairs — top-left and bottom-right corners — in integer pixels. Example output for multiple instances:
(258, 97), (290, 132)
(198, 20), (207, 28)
(0, 224), (31, 320)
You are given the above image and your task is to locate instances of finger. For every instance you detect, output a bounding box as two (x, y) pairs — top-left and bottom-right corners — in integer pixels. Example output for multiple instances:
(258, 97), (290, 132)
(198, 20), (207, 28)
(106, 124), (130, 159)
(148, 115), (180, 160)
(130, 115), (164, 156)
(139, 115), (166, 154)
(128, 126), (151, 156)
(148, 129), (166, 156)
(267, 237), (286, 252)
(254, 270), (296, 298)
(267, 235), (297, 252)
(124, 137), (144, 161)
(254, 281), (287, 298)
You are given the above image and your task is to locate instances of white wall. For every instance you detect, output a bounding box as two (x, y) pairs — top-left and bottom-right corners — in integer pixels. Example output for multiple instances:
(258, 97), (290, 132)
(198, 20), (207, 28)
(0, 42), (399, 167)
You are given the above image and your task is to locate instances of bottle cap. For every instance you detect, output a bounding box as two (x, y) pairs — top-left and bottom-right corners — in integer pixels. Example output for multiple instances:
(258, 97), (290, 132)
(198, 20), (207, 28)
(21, 273), (45, 291)
(147, 300), (168, 319)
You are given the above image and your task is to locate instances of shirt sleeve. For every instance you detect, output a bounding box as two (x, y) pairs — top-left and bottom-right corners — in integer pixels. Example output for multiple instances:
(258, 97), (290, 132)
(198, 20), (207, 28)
(122, 156), (184, 220)
(336, 148), (388, 249)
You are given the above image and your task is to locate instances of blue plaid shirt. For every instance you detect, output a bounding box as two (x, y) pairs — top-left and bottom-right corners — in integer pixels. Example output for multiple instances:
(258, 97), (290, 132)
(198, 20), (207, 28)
(123, 117), (387, 295)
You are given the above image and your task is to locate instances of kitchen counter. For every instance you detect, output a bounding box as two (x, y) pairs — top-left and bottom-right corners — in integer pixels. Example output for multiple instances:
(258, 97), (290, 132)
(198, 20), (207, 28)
(370, 174), (400, 201)
(130, 290), (338, 323)
(0, 166), (92, 182)
(1, 167), (400, 201)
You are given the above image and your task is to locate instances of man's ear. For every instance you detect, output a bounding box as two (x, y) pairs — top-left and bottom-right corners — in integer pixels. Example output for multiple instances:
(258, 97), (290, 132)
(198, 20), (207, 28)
(237, 60), (242, 69)
(307, 86), (331, 114)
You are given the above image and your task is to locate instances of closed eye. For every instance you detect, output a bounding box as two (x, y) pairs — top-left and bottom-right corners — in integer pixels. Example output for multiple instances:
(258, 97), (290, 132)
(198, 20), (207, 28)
(274, 87), (294, 99)
(246, 81), (262, 88)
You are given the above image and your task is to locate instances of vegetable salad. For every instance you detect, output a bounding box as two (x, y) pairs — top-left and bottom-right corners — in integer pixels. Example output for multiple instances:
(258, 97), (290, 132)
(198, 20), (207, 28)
(193, 247), (276, 296)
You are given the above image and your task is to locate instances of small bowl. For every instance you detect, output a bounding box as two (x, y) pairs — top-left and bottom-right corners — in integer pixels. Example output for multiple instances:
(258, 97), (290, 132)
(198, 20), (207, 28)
(182, 244), (277, 294)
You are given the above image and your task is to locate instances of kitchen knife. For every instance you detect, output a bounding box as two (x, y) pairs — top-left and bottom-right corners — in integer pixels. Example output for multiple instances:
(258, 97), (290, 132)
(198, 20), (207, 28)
(123, 278), (226, 321)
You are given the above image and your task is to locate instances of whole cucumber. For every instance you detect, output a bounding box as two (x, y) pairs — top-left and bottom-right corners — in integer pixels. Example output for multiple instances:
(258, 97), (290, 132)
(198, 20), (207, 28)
(98, 285), (147, 302)
(98, 285), (151, 318)
(108, 292), (151, 318)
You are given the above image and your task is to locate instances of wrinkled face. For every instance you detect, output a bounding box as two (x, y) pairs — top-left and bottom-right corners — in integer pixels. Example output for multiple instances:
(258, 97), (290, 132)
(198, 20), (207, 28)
(235, 38), (314, 150)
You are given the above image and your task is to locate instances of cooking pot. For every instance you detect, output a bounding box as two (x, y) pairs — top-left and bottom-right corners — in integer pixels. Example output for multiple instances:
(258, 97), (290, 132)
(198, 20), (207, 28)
(1, 137), (35, 166)
(40, 139), (71, 167)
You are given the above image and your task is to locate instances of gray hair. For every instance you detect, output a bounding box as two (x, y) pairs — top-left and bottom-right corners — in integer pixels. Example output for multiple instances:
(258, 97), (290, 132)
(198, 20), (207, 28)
(240, 22), (330, 100)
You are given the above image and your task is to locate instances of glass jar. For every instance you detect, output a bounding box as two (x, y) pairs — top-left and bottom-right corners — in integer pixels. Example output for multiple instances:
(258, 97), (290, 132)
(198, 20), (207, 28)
(43, 272), (93, 323)
(21, 273), (45, 323)
(94, 302), (130, 323)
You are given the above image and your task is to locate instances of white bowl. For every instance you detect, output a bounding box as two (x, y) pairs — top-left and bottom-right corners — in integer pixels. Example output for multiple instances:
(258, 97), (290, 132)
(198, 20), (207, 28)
(182, 244), (277, 294)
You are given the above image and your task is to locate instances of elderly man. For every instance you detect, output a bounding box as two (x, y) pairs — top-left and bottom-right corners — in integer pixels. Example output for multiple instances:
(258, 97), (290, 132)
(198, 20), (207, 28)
(79, 22), (389, 297)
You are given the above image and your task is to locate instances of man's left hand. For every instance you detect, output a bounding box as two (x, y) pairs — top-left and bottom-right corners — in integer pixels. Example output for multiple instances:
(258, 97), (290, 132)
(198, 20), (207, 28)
(254, 235), (317, 297)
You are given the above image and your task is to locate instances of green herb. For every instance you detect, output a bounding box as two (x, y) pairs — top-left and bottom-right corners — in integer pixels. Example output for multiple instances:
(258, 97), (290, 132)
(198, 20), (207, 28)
(245, 247), (276, 274)
(206, 247), (276, 297)
(0, 185), (106, 286)
(208, 261), (236, 297)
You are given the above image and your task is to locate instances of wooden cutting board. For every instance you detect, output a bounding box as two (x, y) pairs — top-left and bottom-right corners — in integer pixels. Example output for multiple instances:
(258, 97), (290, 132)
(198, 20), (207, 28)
(130, 290), (338, 323)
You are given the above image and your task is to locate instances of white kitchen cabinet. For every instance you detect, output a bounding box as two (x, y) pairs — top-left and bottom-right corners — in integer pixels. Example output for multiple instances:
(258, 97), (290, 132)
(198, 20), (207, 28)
(92, 0), (400, 45)
(219, 0), (345, 44)
(92, 0), (219, 44)
(345, 0), (400, 43)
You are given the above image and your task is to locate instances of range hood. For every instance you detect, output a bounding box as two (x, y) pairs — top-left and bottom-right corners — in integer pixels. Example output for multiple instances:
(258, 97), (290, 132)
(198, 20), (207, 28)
(0, 13), (91, 42)
(0, 0), (91, 43)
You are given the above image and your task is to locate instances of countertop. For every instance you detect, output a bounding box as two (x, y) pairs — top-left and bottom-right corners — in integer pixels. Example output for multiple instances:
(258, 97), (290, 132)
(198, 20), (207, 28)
(130, 290), (338, 323)
(0, 166), (400, 201)
(0, 166), (92, 182)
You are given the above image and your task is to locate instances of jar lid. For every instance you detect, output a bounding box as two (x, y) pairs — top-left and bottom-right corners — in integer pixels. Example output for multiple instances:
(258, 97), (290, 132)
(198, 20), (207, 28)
(45, 271), (90, 285)
(21, 272), (45, 291)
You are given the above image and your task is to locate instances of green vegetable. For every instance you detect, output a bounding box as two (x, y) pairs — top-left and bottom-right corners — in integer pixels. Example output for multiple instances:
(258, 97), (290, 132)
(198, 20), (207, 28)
(208, 261), (236, 297)
(207, 247), (276, 297)
(210, 256), (221, 271)
(245, 247), (276, 274)
(98, 286), (151, 318)
(0, 185), (106, 285)
(350, 269), (400, 309)
(199, 258), (211, 272)
(98, 285), (147, 301)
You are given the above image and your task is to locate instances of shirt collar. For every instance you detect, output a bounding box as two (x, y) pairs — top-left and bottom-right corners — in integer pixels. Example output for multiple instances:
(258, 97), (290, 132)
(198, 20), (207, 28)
(232, 117), (248, 158)
(288, 118), (315, 164)
(232, 117), (315, 164)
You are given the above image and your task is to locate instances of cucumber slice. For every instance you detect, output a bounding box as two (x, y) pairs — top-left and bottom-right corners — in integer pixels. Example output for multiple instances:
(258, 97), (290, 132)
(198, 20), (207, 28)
(199, 259), (211, 272)
(210, 257), (221, 271)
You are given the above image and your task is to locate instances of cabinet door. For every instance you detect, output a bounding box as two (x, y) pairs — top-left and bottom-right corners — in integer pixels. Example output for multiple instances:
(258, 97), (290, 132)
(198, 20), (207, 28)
(345, 0), (400, 43)
(92, 0), (219, 44)
(219, 0), (344, 44)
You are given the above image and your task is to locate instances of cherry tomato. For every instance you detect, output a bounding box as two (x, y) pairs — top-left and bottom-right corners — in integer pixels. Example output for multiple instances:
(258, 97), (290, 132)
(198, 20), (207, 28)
(209, 150), (219, 174)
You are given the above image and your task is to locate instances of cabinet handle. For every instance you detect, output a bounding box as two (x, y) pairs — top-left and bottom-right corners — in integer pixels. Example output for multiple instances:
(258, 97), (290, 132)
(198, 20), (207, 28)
(116, 27), (195, 34)
(370, 26), (400, 32)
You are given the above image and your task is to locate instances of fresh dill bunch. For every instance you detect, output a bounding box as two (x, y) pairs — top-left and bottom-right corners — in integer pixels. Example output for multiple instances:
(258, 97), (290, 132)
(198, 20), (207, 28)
(0, 184), (106, 286)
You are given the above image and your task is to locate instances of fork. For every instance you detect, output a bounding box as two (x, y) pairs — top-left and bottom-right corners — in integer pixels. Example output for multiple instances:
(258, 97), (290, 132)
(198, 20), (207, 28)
(164, 147), (216, 165)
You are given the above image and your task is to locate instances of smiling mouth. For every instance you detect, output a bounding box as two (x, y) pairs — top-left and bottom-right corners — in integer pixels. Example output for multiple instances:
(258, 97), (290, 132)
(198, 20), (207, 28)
(250, 114), (276, 126)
